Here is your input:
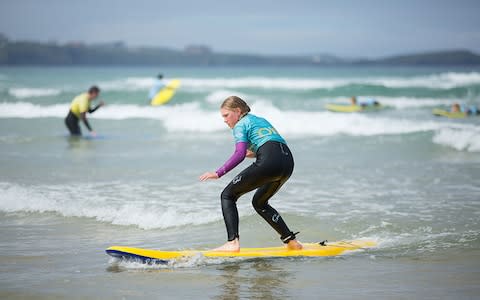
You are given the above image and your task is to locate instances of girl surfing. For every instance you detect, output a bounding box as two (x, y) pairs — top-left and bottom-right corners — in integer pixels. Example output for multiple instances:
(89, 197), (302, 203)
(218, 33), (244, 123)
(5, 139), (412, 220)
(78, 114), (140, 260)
(199, 96), (302, 252)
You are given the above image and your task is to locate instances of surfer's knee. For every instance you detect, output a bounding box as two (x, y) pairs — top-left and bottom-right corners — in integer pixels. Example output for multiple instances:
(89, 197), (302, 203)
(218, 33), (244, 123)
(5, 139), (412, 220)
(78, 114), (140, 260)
(251, 198), (268, 214)
(221, 186), (237, 203)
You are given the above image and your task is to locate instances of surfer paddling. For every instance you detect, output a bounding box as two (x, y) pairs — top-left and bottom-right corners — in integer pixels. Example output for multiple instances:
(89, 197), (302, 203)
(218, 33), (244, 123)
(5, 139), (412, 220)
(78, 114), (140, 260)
(200, 96), (302, 252)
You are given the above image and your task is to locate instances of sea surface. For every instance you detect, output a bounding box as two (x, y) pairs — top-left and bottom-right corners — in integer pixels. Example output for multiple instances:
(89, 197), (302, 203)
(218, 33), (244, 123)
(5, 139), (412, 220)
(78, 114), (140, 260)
(0, 65), (479, 299)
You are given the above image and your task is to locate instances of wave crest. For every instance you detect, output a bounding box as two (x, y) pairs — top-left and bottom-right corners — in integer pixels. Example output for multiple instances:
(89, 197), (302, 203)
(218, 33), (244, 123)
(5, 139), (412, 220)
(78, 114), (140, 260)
(0, 182), (222, 229)
(9, 88), (61, 99)
(433, 128), (480, 152)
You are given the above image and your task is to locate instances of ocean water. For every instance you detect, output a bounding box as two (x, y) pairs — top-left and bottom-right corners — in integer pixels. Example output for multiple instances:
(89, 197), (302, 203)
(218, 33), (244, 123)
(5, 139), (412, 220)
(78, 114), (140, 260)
(0, 66), (479, 299)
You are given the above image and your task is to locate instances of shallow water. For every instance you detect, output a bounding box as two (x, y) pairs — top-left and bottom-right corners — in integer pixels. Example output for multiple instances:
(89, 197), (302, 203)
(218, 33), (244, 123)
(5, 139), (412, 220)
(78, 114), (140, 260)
(0, 66), (479, 299)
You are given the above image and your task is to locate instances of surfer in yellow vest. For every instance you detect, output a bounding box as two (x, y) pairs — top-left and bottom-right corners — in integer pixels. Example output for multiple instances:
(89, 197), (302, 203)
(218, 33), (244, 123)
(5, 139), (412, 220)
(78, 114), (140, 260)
(200, 96), (302, 252)
(65, 86), (104, 137)
(148, 74), (166, 101)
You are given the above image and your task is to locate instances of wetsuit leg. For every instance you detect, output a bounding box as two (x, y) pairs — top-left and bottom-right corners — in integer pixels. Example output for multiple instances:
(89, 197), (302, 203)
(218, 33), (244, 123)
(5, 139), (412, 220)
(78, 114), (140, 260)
(65, 111), (81, 136)
(220, 141), (296, 242)
(221, 164), (272, 241)
(251, 178), (294, 242)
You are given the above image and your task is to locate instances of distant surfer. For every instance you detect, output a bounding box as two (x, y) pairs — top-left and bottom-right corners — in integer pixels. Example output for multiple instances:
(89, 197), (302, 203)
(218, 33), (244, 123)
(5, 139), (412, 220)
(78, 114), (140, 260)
(451, 103), (479, 116)
(199, 96), (302, 252)
(64, 86), (104, 137)
(148, 74), (166, 101)
(350, 96), (380, 107)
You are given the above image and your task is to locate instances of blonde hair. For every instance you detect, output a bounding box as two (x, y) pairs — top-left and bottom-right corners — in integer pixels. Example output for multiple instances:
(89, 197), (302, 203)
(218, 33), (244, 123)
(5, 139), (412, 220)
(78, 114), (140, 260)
(221, 96), (251, 117)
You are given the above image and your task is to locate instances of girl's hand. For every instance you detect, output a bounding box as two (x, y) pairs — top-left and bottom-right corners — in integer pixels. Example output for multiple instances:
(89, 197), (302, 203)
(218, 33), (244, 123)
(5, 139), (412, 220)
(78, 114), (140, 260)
(246, 149), (255, 158)
(199, 172), (219, 181)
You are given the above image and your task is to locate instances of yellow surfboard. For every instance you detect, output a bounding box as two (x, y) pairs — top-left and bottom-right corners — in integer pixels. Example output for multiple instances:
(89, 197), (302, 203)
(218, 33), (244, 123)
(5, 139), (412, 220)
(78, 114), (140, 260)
(326, 104), (363, 113)
(432, 108), (466, 119)
(150, 79), (181, 106)
(106, 239), (376, 263)
(325, 103), (383, 113)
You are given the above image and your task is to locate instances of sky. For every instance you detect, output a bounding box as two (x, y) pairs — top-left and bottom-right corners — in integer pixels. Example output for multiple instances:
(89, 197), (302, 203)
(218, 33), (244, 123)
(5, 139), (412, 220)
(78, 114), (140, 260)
(1, 0), (479, 58)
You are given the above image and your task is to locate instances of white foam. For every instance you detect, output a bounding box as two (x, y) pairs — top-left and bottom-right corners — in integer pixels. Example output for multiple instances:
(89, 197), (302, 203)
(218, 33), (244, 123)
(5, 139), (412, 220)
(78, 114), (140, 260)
(205, 90), (248, 104)
(249, 101), (474, 137)
(433, 128), (480, 152)
(95, 72), (480, 92)
(9, 88), (61, 99)
(110, 253), (242, 269)
(367, 72), (480, 89)
(99, 77), (157, 91)
(5, 72), (479, 101)
(0, 182), (224, 230)
(1, 101), (478, 140)
(182, 72), (480, 90)
(0, 101), (223, 132)
(0, 102), (68, 118)
(181, 77), (345, 90)
(372, 97), (455, 109)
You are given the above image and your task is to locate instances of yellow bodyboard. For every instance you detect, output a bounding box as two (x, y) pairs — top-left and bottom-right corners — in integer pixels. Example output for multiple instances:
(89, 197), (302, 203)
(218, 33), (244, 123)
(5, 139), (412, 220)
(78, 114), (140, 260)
(325, 103), (383, 113)
(325, 104), (363, 113)
(106, 239), (376, 262)
(150, 79), (181, 106)
(432, 108), (466, 119)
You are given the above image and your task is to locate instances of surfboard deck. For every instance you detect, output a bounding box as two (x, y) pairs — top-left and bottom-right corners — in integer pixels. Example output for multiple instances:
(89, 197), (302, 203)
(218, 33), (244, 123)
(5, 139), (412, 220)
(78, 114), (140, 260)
(325, 103), (383, 113)
(151, 79), (181, 106)
(106, 239), (376, 264)
(432, 108), (466, 118)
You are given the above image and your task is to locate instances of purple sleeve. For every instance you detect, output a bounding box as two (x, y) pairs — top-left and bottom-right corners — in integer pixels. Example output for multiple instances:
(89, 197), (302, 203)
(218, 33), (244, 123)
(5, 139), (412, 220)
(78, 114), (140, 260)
(216, 142), (248, 177)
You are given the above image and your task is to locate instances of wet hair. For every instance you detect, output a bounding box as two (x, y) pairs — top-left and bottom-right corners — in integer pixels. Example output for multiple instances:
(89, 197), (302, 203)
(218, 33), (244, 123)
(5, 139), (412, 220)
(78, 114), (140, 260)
(157, 74), (163, 79)
(221, 96), (251, 117)
(88, 86), (100, 94)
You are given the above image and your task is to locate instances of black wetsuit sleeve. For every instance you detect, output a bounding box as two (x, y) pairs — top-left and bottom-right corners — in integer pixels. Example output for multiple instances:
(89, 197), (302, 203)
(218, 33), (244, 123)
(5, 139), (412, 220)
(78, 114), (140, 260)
(81, 114), (93, 131)
(88, 104), (101, 113)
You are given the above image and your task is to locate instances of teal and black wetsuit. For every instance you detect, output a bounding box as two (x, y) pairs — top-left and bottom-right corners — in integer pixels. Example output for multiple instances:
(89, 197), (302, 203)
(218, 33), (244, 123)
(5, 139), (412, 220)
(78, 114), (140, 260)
(216, 114), (298, 243)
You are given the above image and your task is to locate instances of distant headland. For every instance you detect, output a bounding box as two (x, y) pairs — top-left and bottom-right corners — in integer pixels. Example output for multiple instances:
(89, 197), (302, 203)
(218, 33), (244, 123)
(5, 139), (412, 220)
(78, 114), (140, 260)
(0, 34), (479, 66)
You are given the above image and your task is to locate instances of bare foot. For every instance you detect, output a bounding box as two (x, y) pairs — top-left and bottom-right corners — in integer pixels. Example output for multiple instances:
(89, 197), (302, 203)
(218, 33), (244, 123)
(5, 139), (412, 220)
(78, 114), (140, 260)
(211, 239), (240, 252)
(286, 239), (303, 250)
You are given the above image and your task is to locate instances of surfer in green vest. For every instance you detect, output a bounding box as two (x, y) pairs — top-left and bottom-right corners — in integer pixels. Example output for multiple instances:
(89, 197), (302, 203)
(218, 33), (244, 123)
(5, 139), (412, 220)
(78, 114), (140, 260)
(199, 96), (302, 252)
(65, 86), (104, 136)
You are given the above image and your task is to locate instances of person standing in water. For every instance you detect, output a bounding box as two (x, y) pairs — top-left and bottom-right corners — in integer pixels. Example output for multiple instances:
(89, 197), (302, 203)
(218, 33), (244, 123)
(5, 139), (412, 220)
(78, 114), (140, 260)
(65, 86), (104, 137)
(148, 74), (166, 101)
(199, 96), (302, 252)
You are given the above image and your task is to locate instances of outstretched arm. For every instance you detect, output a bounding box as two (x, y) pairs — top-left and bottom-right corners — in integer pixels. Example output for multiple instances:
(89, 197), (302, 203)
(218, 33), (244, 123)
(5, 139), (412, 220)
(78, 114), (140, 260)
(199, 142), (248, 181)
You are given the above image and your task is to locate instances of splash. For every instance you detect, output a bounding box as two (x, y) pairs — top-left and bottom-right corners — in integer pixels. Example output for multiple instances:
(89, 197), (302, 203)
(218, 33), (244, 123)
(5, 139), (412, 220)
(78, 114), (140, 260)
(0, 182), (224, 230)
(433, 128), (480, 152)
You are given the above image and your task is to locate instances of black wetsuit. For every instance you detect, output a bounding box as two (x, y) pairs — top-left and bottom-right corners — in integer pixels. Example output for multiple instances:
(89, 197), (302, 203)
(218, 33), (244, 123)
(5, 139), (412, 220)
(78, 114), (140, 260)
(64, 105), (100, 136)
(220, 141), (297, 243)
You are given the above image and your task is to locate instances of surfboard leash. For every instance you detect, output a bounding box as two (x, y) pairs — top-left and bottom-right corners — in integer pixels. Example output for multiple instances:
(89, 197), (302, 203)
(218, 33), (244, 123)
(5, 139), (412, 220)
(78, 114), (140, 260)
(318, 240), (370, 250)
